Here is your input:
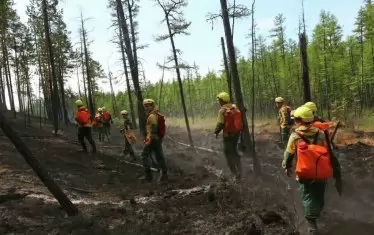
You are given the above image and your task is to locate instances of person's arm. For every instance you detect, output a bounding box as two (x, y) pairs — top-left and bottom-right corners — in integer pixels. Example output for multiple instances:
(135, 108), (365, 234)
(282, 134), (296, 169)
(214, 108), (225, 136)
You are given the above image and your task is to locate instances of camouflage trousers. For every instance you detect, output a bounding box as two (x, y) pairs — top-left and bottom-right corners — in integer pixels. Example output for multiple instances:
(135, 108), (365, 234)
(223, 133), (241, 178)
(141, 139), (168, 174)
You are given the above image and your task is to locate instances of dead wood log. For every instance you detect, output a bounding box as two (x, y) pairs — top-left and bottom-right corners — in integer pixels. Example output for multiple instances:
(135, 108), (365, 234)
(0, 113), (79, 216)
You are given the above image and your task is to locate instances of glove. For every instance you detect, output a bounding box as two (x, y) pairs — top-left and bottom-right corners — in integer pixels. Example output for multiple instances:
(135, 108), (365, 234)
(335, 178), (343, 196)
(285, 168), (292, 177)
(143, 138), (150, 145)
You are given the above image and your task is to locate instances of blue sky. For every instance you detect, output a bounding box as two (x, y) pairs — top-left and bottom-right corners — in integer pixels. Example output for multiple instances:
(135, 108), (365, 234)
(14, 0), (362, 93)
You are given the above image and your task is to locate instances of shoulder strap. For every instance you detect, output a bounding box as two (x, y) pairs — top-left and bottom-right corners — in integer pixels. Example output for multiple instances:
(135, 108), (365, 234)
(295, 131), (309, 144)
(295, 131), (319, 144)
(312, 131), (320, 144)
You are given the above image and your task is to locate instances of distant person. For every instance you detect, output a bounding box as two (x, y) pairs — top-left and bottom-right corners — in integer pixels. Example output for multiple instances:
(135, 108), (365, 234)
(214, 92), (243, 182)
(275, 97), (293, 148)
(282, 106), (342, 235)
(74, 100), (96, 153)
(102, 107), (113, 140)
(141, 99), (168, 182)
(94, 108), (105, 142)
(120, 110), (136, 161)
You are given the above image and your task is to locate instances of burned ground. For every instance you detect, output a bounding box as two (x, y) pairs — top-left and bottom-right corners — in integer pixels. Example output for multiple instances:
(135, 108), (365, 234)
(0, 116), (373, 234)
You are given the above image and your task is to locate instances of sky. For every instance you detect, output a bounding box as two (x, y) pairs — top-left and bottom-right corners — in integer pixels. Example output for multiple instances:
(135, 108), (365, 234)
(13, 0), (362, 94)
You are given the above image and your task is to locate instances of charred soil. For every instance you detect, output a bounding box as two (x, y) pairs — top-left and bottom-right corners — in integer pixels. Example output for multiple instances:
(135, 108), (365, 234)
(0, 116), (373, 234)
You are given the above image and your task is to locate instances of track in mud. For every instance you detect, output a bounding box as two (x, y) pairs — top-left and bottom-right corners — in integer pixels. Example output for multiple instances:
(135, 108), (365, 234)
(0, 117), (374, 234)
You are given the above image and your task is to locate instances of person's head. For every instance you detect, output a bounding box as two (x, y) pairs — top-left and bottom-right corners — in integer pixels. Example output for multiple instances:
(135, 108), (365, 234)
(216, 92), (230, 106)
(303, 102), (317, 114)
(75, 99), (84, 108)
(97, 107), (103, 113)
(292, 106), (314, 126)
(102, 107), (106, 112)
(120, 110), (128, 118)
(274, 97), (285, 109)
(143, 99), (155, 113)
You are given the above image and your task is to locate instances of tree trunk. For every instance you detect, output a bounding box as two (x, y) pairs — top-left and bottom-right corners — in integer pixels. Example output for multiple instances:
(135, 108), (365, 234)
(250, 0), (256, 158)
(57, 54), (69, 125)
(42, 0), (59, 133)
(80, 13), (95, 118)
(108, 72), (118, 115)
(158, 60), (166, 111)
(165, 15), (193, 146)
(299, 33), (311, 102)
(220, 37), (233, 102)
(116, 0), (146, 136)
(14, 37), (23, 113)
(118, 20), (137, 128)
(220, 0), (261, 175)
(0, 113), (79, 216)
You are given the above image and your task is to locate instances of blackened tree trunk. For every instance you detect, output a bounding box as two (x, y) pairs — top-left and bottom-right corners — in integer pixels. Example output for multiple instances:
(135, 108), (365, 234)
(0, 113), (79, 216)
(42, 0), (59, 133)
(221, 37), (233, 102)
(80, 13), (95, 117)
(118, 20), (137, 128)
(116, 0), (146, 136)
(299, 33), (311, 102)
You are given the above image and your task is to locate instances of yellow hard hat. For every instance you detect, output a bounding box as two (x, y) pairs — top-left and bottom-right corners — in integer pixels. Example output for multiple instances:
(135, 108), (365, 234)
(303, 102), (317, 112)
(98, 108), (103, 112)
(293, 106), (314, 123)
(120, 110), (128, 115)
(75, 99), (83, 106)
(275, 97), (285, 103)
(143, 99), (155, 105)
(102, 107), (106, 111)
(216, 92), (230, 103)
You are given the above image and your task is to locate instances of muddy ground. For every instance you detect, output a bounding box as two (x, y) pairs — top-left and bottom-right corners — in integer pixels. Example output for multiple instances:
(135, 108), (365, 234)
(0, 114), (373, 235)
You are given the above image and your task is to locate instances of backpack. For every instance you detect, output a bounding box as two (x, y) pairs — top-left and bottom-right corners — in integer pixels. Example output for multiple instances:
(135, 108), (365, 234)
(223, 106), (243, 133)
(286, 106), (294, 125)
(76, 109), (90, 126)
(295, 131), (332, 181)
(157, 113), (166, 139)
(102, 112), (111, 124)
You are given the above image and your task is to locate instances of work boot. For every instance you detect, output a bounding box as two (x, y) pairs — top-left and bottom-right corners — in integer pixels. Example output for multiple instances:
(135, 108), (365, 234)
(306, 219), (318, 235)
(140, 170), (153, 182)
(158, 171), (168, 182)
(130, 153), (137, 161)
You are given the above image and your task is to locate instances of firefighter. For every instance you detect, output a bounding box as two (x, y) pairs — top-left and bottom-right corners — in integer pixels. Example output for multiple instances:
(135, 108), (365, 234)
(94, 108), (105, 142)
(102, 107), (113, 140)
(141, 99), (168, 182)
(282, 106), (342, 235)
(74, 100), (96, 153)
(214, 92), (242, 181)
(275, 97), (293, 148)
(120, 110), (136, 160)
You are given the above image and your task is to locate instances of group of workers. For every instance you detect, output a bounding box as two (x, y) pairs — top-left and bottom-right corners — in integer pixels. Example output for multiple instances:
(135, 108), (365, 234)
(275, 97), (342, 235)
(74, 98), (168, 182)
(214, 92), (343, 235)
(93, 107), (113, 142)
(74, 93), (343, 234)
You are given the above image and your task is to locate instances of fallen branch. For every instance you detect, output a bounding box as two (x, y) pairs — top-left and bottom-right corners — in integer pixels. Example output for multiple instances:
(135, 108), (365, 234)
(0, 113), (79, 216)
